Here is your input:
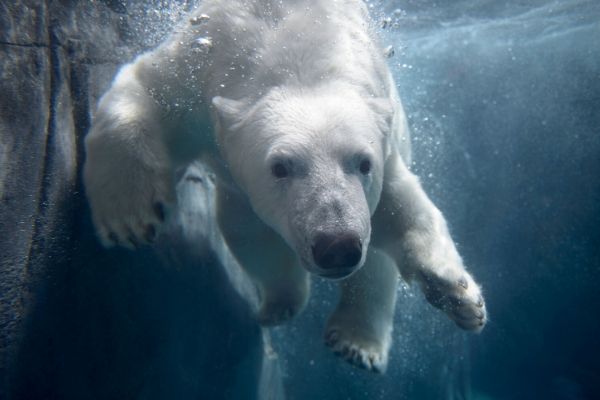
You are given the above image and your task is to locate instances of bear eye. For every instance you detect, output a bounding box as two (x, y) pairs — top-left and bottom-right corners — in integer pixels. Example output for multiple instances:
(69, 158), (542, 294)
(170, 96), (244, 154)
(271, 162), (289, 179)
(359, 158), (372, 175)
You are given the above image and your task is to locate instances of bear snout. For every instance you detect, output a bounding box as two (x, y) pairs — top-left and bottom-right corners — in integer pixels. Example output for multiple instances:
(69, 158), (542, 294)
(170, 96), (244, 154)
(311, 232), (363, 278)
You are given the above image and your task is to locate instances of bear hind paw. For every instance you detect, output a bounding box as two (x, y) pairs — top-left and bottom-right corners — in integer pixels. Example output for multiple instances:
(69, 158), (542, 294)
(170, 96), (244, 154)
(324, 328), (389, 373)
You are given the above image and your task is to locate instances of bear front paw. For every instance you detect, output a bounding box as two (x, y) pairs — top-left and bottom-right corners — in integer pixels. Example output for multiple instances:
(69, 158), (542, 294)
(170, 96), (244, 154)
(85, 161), (175, 249)
(420, 271), (487, 332)
(324, 327), (389, 373)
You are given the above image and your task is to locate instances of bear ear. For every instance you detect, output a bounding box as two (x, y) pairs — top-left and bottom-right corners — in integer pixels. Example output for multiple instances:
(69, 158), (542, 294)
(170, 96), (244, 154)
(212, 96), (248, 130)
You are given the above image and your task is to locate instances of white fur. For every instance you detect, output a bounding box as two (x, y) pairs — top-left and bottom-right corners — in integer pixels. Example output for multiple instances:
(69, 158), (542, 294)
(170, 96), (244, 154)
(84, 0), (486, 373)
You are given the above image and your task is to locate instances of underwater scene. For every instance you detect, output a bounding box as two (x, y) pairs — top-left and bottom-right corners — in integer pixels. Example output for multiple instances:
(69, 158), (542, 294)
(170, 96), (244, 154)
(0, 0), (599, 399)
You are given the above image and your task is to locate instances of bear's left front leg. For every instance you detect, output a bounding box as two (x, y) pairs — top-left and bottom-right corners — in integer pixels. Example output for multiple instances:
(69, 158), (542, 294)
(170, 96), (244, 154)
(372, 153), (487, 332)
(325, 247), (398, 373)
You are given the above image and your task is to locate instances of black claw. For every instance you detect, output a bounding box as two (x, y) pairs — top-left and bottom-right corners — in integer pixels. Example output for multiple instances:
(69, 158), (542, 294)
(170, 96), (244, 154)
(108, 232), (119, 244)
(458, 277), (468, 289)
(153, 202), (166, 222)
(127, 235), (140, 249)
(145, 224), (157, 243)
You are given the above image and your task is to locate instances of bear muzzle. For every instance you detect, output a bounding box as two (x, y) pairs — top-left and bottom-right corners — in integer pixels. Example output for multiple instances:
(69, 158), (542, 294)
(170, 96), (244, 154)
(311, 232), (363, 279)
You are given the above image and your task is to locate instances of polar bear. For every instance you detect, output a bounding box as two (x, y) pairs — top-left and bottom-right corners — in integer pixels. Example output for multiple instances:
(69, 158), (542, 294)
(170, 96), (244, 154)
(84, 0), (487, 372)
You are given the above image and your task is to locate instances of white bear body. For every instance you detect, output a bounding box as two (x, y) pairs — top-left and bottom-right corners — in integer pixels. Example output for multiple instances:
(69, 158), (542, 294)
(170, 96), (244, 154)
(84, 0), (487, 373)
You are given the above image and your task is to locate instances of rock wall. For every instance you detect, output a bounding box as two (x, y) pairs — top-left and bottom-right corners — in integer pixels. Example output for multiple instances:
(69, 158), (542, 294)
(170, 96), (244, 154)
(0, 1), (282, 399)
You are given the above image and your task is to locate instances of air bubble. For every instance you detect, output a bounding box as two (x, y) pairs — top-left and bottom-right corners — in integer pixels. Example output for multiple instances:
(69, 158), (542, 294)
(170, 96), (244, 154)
(383, 45), (395, 58)
(191, 36), (213, 53)
(190, 13), (210, 25)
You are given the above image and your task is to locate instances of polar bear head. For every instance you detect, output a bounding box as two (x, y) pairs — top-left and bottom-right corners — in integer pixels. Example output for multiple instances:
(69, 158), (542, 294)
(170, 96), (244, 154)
(213, 85), (392, 279)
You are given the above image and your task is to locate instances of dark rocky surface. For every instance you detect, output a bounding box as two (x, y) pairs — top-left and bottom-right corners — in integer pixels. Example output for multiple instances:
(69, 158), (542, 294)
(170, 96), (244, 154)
(0, 1), (283, 399)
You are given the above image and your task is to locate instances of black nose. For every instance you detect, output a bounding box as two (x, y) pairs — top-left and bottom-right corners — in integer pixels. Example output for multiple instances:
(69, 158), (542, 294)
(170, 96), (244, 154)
(312, 232), (363, 271)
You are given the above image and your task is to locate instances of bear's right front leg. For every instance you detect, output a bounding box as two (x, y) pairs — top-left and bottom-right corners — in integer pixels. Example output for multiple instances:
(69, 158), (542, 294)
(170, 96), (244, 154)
(84, 65), (175, 248)
(372, 153), (487, 332)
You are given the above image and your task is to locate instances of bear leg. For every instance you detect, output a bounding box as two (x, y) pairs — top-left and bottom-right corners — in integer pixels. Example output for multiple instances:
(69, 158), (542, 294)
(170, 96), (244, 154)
(324, 247), (398, 373)
(84, 65), (176, 249)
(372, 153), (487, 332)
